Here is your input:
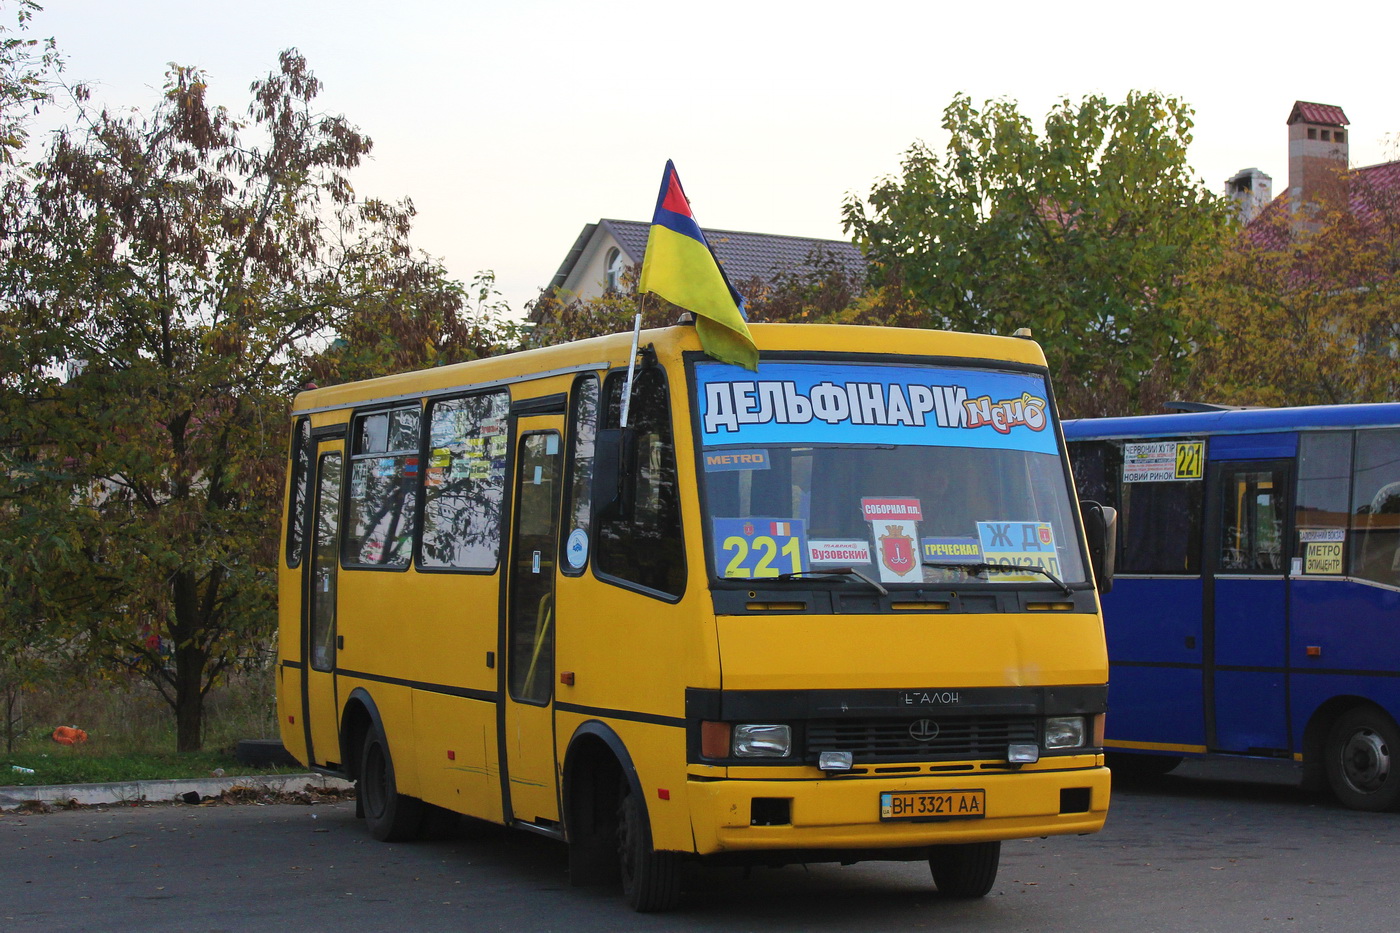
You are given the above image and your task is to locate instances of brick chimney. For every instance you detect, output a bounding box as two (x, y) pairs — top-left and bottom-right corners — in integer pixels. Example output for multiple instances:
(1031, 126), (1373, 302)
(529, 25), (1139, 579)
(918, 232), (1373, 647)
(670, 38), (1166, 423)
(1287, 101), (1349, 211)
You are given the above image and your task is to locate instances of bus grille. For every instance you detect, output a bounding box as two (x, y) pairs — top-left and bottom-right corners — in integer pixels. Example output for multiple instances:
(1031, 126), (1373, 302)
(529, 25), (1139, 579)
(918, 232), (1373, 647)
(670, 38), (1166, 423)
(806, 716), (1038, 763)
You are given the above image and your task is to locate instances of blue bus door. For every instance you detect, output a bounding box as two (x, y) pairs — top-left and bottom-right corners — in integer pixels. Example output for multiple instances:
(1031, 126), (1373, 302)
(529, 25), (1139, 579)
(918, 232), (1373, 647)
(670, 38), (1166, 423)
(1204, 459), (1294, 755)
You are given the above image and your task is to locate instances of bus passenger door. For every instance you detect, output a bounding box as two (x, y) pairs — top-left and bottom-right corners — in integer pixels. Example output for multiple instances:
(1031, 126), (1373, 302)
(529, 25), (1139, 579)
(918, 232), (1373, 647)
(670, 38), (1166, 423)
(1205, 459), (1293, 755)
(503, 420), (564, 825)
(303, 440), (345, 767)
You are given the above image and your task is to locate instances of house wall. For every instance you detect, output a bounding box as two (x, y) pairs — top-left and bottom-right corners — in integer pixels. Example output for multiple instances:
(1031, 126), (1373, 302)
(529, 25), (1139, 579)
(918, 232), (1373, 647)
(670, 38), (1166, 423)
(561, 233), (627, 302)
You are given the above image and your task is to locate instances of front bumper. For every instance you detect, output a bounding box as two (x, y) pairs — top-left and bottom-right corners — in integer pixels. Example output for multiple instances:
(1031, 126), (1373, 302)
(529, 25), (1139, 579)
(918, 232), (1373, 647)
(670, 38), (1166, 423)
(687, 758), (1109, 856)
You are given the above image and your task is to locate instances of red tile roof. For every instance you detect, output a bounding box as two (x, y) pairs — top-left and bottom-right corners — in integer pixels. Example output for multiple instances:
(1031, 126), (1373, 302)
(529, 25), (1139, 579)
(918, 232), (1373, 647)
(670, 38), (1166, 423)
(1246, 158), (1400, 255)
(1351, 160), (1400, 224)
(1288, 101), (1349, 126)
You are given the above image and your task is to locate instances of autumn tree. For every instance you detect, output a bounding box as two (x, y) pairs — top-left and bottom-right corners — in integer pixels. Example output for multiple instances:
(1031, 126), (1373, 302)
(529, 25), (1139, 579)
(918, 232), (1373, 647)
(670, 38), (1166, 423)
(0, 0), (65, 752)
(1188, 167), (1400, 405)
(843, 92), (1236, 417)
(0, 50), (497, 751)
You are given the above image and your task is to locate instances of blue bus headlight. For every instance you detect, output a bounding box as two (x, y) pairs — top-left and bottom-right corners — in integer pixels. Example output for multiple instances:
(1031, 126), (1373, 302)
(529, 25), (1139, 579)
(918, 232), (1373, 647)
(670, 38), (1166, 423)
(1044, 716), (1087, 749)
(732, 724), (792, 758)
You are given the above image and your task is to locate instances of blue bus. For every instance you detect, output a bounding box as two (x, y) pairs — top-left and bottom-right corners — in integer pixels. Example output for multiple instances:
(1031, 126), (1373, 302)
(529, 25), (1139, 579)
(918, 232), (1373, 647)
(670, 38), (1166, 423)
(1063, 403), (1400, 810)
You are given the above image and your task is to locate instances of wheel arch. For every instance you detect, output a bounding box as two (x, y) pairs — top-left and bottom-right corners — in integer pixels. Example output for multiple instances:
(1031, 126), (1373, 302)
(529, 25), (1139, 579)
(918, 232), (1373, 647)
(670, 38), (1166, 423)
(1301, 695), (1395, 792)
(559, 721), (642, 886)
(339, 686), (386, 783)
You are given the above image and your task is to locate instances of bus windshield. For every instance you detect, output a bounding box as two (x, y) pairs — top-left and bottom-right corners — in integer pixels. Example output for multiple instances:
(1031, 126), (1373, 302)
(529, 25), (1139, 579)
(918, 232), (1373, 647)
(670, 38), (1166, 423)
(695, 360), (1086, 587)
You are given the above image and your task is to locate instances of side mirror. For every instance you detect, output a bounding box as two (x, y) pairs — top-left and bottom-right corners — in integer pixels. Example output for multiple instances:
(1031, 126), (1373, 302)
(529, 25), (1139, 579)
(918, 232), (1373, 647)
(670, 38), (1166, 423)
(1080, 500), (1117, 595)
(591, 426), (637, 521)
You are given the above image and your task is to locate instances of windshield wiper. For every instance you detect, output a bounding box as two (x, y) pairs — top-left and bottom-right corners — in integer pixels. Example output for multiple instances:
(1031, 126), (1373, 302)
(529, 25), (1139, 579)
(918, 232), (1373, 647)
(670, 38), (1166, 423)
(776, 566), (889, 596)
(924, 561), (1073, 596)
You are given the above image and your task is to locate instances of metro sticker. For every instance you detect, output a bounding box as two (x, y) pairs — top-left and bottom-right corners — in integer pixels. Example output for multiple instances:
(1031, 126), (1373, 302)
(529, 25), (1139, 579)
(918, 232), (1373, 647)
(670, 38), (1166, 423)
(704, 448), (771, 472)
(1304, 540), (1344, 575)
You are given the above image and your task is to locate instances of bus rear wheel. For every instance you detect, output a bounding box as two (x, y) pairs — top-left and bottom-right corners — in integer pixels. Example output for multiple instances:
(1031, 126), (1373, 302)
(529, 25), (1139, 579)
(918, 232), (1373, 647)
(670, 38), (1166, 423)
(360, 726), (425, 841)
(617, 780), (680, 912)
(928, 840), (1001, 898)
(1325, 707), (1400, 812)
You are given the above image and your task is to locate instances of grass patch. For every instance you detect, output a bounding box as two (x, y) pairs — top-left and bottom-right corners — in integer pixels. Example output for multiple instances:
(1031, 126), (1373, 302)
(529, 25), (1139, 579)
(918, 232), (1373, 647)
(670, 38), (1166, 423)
(2, 666), (303, 787)
(2, 748), (297, 787)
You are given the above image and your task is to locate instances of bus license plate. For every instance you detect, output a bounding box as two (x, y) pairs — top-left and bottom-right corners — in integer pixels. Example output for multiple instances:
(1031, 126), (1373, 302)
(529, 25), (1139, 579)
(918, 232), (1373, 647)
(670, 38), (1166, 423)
(880, 789), (986, 821)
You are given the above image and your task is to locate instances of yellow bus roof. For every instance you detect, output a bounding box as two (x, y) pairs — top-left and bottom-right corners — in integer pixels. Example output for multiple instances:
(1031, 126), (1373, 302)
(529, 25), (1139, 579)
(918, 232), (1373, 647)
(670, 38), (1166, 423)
(291, 323), (1048, 415)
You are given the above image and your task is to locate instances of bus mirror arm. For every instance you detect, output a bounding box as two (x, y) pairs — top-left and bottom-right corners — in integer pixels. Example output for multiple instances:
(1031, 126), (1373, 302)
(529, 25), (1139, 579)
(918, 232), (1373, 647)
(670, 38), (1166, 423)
(1081, 500), (1117, 595)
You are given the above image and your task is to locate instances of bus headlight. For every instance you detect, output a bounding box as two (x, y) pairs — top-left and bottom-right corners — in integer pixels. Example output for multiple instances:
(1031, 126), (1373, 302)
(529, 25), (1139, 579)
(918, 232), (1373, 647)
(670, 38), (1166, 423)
(732, 724), (792, 758)
(1044, 716), (1087, 749)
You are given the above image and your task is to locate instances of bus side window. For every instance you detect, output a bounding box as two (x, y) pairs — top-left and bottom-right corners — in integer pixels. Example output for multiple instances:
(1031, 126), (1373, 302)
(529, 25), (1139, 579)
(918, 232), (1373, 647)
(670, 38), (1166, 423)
(1218, 468), (1284, 572)
(595, 368), (686, 598)
(1351, 428), (1400, 586)
(344, 405), (421, 569)
(286, 416), (311, 568)
(420, 391), (511, 572)
(1120, 445), (1201, 575)
(560, 375), (599, 576)
(1297, 431), (1353, 572)
(1068, 440), (1117, 507)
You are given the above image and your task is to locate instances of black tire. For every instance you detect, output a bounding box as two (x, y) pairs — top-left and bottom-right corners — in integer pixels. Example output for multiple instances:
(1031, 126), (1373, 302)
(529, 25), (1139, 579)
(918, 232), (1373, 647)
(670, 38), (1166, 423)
(359, 726), (425, 841)
(1106, 751), (1183, 778)
(617, 780), (680, 912)
(1324, 706), (1400, 812)
(928, 840), (1001, 898)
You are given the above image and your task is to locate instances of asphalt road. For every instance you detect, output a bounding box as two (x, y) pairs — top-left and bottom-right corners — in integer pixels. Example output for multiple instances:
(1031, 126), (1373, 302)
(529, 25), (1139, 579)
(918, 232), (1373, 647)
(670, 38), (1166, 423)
(1, 760), (1394, 933)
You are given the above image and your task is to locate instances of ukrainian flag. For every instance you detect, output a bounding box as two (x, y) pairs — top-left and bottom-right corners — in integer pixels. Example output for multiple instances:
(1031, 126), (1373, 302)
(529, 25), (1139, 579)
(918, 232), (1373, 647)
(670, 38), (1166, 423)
(638, 161), (758, 371)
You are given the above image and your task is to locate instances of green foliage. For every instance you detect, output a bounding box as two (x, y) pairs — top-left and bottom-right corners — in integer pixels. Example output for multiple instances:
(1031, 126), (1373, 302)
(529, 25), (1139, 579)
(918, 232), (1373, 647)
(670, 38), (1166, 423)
(843, 92), (1236, 416)
(0, 0), (60, 166)
(0, 49), (494, 751)
(314, 270), (526, 384)
(1188, 169), (1400, 405)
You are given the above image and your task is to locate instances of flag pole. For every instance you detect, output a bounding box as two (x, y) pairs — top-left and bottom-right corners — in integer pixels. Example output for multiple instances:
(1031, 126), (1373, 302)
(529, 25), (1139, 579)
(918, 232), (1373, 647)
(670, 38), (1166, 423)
(620, 304), (644, 429)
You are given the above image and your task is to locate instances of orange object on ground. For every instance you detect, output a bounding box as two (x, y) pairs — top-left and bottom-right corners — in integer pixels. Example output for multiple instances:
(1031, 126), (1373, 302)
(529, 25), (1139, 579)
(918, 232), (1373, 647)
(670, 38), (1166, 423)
(52, 726), (88, 745)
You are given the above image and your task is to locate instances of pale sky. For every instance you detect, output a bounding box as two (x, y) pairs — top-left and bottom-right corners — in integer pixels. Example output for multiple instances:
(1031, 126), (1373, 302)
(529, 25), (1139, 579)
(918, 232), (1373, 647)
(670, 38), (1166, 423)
(27, 0), (1400, 316)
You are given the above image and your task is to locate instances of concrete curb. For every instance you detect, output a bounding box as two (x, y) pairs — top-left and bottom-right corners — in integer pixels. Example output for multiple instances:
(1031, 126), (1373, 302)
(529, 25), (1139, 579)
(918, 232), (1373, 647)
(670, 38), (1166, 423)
(0, 772), (354, 811)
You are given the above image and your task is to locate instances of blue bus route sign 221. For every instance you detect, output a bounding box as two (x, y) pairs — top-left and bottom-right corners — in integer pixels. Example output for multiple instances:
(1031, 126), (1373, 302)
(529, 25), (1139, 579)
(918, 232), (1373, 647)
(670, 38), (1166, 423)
(695, 361), (1057, 456)
(712, 518), (809, 579)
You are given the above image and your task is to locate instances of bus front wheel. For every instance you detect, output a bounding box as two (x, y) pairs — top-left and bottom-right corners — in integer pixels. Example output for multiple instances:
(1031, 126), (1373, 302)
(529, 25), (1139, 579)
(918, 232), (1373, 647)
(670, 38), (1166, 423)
(1325, 707), (1400, 812)
(360, 725), (425, 841)
(929, 840), (1001, 898)
(617, 780), (680, 912)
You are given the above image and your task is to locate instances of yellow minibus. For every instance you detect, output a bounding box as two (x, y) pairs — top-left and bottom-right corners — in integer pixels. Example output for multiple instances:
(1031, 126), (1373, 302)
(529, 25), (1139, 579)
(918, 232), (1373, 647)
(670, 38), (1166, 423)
(278, 322), (1114, 911)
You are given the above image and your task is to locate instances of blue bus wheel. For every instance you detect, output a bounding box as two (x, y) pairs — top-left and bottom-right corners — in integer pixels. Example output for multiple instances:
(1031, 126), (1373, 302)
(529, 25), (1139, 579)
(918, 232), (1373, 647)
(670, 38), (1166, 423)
(1324, 707), (1400, 812)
